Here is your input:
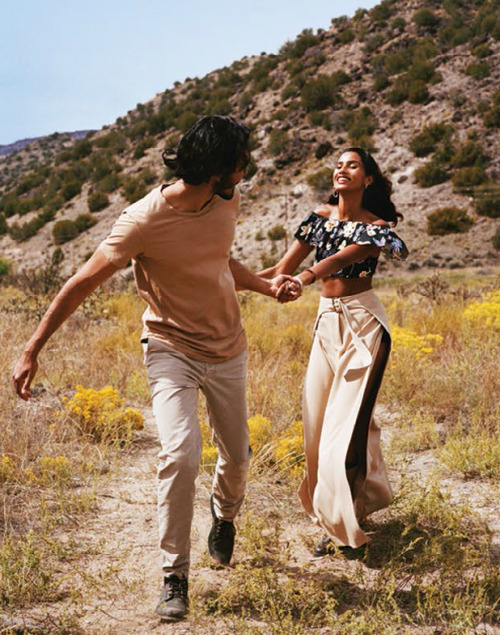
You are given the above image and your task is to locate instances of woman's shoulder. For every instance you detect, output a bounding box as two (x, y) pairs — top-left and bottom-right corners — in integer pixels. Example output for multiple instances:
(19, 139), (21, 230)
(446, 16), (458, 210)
(313, 204), (335, 218)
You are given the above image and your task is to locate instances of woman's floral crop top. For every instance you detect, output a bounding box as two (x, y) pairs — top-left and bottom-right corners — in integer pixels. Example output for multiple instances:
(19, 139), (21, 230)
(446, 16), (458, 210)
(294, 211), (409, 279)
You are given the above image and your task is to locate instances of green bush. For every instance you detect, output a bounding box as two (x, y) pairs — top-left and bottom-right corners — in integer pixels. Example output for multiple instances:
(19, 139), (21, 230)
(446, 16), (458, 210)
(414, 8), (440, 28)
(492, 228), (500, 251)
(427, 207), (474, 236)
(62, 180), (82, 201)
(53, 219), (79, 244)
(88, 191), (109, 212)
(133, 137), (155, 160)
(483, 90), (500, 128)
(451, 167), (488, 192)
(408, 80), (429, 104)
(0, 213), (7, 236)
(472, 44), (492, 58)
(341, 107), (376, 144)
(307, 167), (332, 193)
(267, 225), (287, 241)
(300, 72), (349, 112)
(338, 28), (355, 44)
(267, 130), (290, 157)
(75, 214), (97, 233)
(414, 161), (449, 187)
(465, 62), (490, 80)
(280, 29), (320, 59)
(373, 75), (390, 92)
(0, 257), (9, 278)
(473, 187), (500, 218)
(451, 141), (484, 168)
(409, 123), (453, 157)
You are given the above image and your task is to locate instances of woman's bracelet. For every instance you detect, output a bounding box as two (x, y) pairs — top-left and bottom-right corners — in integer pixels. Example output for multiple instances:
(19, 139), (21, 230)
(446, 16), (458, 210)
(304, 268), (316, 283)
(292, 276), (303, 288)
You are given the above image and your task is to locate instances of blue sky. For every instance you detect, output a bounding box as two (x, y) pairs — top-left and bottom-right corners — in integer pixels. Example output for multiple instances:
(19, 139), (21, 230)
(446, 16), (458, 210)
(0, 0), (378, 145)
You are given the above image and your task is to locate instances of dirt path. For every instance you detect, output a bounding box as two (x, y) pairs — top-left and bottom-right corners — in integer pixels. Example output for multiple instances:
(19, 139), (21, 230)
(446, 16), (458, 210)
(11, 407), (499, 634)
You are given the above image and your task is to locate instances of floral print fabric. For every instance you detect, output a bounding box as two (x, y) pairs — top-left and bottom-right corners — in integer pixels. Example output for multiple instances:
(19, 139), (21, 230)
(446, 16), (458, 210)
(294, 211), (409, 279)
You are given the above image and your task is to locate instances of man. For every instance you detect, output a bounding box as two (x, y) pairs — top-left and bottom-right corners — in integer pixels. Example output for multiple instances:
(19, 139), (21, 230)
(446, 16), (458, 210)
(13, 115), (300, 621)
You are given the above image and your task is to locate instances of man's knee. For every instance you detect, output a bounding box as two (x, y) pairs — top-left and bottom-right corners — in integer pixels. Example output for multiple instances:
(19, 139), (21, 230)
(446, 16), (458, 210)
(158, 446), (202, 480)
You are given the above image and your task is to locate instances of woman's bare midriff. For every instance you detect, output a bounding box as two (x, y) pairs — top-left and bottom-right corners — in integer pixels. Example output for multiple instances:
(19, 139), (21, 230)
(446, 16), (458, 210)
(321, 276), (373, 298)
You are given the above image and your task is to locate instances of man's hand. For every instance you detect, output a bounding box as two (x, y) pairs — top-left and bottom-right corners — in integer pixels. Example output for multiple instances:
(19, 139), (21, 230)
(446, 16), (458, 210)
(270, 275), (302, 303)
(12, 351), (38, 401)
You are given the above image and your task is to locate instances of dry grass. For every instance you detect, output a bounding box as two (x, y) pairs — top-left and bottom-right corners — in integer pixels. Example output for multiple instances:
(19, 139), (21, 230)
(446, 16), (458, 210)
(0, 268), (499, 632)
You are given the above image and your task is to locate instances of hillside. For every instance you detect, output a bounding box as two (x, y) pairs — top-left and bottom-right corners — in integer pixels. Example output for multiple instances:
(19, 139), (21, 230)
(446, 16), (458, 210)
(0, 0), (499, 276)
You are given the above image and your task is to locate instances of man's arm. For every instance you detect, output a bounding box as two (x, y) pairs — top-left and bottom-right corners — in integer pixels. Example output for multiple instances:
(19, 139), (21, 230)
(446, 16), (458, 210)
(228, 258), (300, 299)
(13, 250), (119, 400)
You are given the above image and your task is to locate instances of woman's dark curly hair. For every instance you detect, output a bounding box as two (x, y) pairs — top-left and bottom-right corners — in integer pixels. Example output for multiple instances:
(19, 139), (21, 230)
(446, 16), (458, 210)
(162, 115), (250, 185)
(328, 147), (403, 225)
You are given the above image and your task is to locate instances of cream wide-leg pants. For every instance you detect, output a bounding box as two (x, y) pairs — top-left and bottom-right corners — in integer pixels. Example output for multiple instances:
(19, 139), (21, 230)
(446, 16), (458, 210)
(144, 337), (250, 577)
(298, 290), (393, 548)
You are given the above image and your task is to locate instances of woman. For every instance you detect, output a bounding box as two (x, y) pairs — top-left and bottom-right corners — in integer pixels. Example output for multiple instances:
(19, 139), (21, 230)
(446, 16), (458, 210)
(262, 147), (408, 555)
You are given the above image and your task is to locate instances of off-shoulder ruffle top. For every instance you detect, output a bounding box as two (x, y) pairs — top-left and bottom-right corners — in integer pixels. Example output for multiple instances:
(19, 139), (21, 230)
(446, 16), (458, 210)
(294, 211), (409, 279)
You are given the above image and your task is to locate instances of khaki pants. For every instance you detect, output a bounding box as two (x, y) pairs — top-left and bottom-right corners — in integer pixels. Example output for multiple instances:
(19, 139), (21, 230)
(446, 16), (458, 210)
(144, 338), (249, 577)
(299, 291), (393, 548)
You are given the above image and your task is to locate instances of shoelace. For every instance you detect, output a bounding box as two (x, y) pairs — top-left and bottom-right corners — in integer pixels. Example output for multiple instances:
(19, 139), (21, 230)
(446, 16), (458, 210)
(213, 517), (232, 540)
(165, 577), (187, 600)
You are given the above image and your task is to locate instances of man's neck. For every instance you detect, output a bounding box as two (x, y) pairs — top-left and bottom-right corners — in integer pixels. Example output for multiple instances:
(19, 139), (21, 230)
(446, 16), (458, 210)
(162, 180), (217, 213)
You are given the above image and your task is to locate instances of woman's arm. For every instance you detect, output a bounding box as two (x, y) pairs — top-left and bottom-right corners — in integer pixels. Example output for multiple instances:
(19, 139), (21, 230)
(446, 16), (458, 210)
(258, 240), (313, 279)
(294, 244), (380, 286)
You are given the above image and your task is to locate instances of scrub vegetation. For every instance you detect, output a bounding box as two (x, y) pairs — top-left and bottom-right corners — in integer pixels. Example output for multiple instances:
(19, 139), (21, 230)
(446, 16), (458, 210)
(0, 265), (498, 633)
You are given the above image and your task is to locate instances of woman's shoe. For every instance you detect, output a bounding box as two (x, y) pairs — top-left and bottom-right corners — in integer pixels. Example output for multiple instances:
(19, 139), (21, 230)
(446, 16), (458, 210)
(313, 535), (336, 557)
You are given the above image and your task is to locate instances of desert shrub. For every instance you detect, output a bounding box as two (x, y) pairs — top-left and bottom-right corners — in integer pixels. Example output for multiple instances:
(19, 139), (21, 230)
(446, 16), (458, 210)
(132, 136), (154, 159)
(279, 29), (320, 59)
(62, 180), (82, 201)
(0, 257), (9, 278)
(452, 166), (488, 191)
(341, 107), (376, 144)
(472, 44), (492, 58)
(363, 33), (385, 54)
(414, 8), (440, 28)
(300, 72), (349, 112)
(94, 173), (121, 193)
(414, 161), (449, 187)
(93, 131), (127, 153)
(74, 214), (97, 233)
(267, 130), (290, 157)
(451, 140), (485, 168)
(52, 219), (79, 244)
(465, 61), (490, 80)
(308, 111), (331, 129)
(306, 167), (332, 193)
(408, 80), (429, 104)
(59, 385), (144, 445)
(373, 74), (390, 92)
(175, 111), (198, 132)
(88, 191), (109, 212)
(281, 84), (297, 102)
(71, 139), (92, 159)
(473, 186), (500, 218)
(427, 207), (474, 236)
(338, 28), (355, 44)
(0, 213), (7, 236)
(267, 225), (286, 241)
(492, 228), (500, 250)
(483, 89), (500, 128)
(386, 78), (409, 105)
(409, 123), (453, 157)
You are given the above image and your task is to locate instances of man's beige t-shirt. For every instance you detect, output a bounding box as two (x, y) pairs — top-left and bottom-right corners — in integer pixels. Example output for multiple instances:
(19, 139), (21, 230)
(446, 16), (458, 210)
(98, 184), (246, 363)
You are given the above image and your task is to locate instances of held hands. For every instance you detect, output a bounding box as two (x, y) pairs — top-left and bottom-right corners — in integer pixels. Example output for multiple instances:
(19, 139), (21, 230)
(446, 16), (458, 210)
(269, 275), (302, 304)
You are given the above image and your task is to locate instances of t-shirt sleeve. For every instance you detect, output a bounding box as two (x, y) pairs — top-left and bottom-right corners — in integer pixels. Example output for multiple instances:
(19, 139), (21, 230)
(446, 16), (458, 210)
(353, 225), (409, 260)
(293, 212), (321, 246)
(97, 209), (145, 268)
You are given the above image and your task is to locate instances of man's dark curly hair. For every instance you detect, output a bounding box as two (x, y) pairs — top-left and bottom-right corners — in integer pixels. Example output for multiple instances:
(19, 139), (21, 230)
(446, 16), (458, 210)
(162, 115), (250, 185)
(328, 147), (403, 225)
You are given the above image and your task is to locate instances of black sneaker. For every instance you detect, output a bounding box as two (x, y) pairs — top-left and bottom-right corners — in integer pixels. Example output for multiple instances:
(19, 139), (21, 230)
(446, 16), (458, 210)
(313, 534), (336, 557)
(208, 495), (236, 564)
(155, 575), (188, 621)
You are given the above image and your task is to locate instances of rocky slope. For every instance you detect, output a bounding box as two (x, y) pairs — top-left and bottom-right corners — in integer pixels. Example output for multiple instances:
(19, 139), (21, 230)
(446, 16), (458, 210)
(0, 0), (498, 276)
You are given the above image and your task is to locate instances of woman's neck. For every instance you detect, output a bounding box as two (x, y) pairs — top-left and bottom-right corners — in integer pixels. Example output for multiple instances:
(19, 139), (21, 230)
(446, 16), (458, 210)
(336, 191), (364, 221)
